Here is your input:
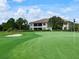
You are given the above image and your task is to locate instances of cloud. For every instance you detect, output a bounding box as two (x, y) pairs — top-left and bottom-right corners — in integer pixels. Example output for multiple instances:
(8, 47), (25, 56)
(0, 0), (9, 11)
(74, 0), (79, 2)
(14, 8), (26, 18)
(60, 7), (73, 13)
(24, 6), (60, 22)
(0, 5), (75, 24)
(0, 0), (10, 24)
(13, 0), (24, 3)
(9, 6), (61, 22)
(0, 1), (79, 24)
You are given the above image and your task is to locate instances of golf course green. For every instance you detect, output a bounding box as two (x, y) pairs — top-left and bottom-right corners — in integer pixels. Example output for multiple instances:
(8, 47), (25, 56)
(0, 32), (79, 59)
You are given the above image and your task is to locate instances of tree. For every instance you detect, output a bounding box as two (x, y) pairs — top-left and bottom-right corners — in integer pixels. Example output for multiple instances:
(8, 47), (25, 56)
(1, 23), (7, 31)
(55, 17), (64, 30)
(16, 18), (24, 30)
(6, 18), (15, 30)
(48, 16), (64, 30)
(0, 25), (3, 31)
(16, 18), (29, 30)
(22, 19), (29, 30)
(1, 18), (16, 31)
(74, 23), (79, 31)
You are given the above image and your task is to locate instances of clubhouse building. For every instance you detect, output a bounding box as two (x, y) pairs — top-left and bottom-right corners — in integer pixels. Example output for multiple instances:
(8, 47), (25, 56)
(29, 19), (71, 31)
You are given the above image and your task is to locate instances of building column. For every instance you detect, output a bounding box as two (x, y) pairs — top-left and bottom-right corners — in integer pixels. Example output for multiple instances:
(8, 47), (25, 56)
(32, 24), (34, 30)
(67, 23), (69, 30)
(42, 23), (44, 30)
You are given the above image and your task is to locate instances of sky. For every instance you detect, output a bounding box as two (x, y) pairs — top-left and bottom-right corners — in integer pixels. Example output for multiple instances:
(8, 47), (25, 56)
(0, 0), (79, 24)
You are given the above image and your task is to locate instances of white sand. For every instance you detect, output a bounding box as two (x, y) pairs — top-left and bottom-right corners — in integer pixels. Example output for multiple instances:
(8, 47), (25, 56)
(6, 34), (22, 37)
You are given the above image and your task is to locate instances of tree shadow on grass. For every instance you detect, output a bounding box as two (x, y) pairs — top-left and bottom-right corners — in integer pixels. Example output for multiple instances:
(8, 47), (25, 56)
(0, 32), (41, 59)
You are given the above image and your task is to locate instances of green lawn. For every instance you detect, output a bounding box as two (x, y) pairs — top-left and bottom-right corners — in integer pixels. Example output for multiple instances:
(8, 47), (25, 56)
(0, 31), (79, 59)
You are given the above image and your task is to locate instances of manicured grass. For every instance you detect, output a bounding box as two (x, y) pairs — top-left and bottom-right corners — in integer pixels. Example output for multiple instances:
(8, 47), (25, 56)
(0, 31), (79, 59)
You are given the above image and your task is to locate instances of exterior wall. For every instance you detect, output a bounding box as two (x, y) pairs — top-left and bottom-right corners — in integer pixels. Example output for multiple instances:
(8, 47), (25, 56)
(42, 23), (49, 30)
(29, 23), (49, 30)
(29, 23), (34, 30)
(30, 21), (70, 31)
(62, 23), (69, 30)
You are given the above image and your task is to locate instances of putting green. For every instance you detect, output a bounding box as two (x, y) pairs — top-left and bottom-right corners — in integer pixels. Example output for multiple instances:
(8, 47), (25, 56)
(0, 32), (79, 59)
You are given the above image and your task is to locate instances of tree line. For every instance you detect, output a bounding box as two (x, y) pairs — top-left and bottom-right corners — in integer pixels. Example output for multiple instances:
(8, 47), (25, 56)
(48, 16), (79, 31)
(0, 16), (79, 32)
(0, 18), (29, 32)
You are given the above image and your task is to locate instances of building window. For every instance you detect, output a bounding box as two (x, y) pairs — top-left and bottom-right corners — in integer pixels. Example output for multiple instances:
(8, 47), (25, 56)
(43, 23), (45, 25)
(34, 23), (42, 26)
(34, 23), (37, 26)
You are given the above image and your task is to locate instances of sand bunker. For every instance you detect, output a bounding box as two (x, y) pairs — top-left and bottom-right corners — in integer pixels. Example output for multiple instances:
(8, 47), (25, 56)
(6, 34), (22, 37)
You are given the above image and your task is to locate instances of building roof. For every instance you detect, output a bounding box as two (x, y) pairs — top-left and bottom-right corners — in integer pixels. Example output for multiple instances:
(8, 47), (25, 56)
(30, 19), (49, 24)
(29, 18), (73, 24)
